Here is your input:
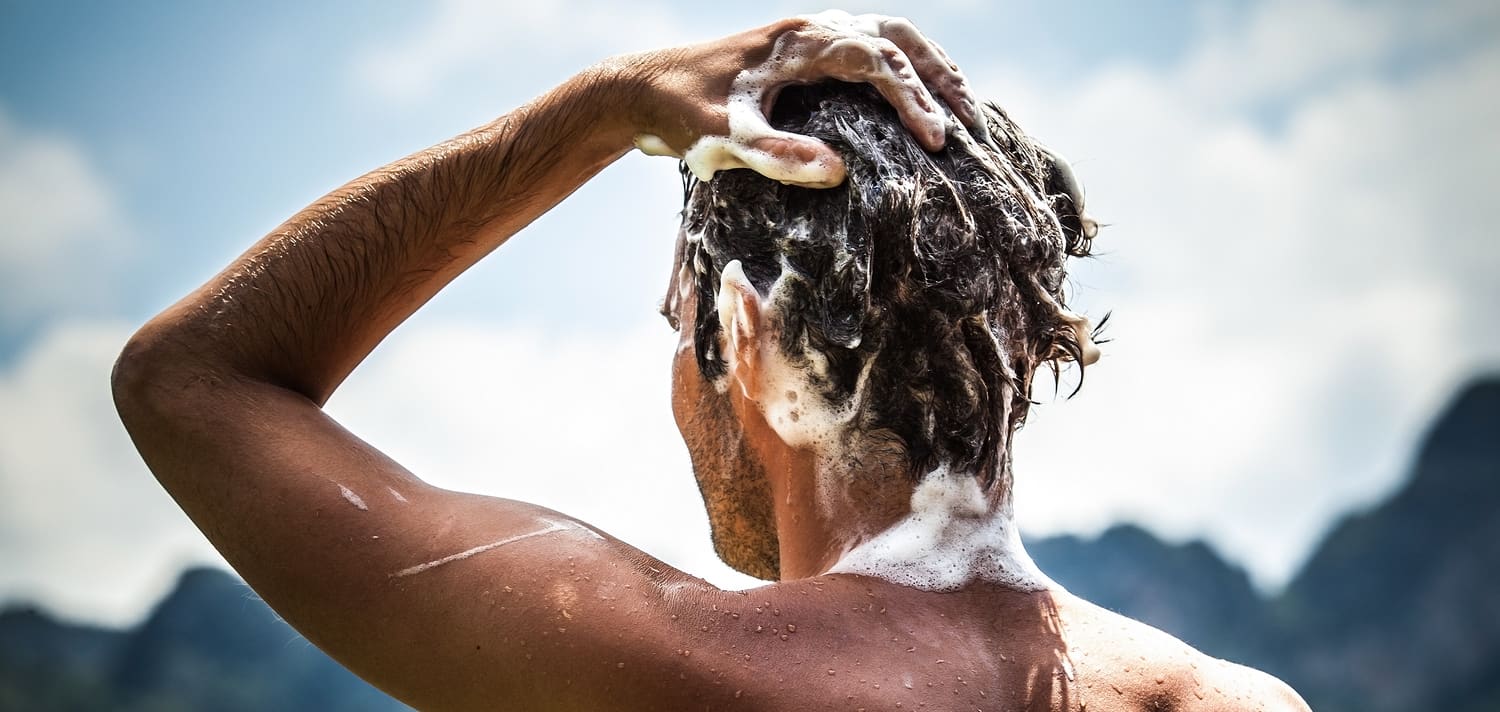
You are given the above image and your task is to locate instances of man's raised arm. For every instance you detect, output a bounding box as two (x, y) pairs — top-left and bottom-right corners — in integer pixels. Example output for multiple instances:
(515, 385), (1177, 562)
(111, 14), (977, 709)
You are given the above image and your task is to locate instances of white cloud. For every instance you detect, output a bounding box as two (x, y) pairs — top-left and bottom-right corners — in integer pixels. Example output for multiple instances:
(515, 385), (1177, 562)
(1182, 0), (1500, 107)
(0, 111), (133, 330)
(353, 0), (697, 104)
(988, 1), (1500, 587)
(326, 320), (765, 592)
(0, 321), (222, 627)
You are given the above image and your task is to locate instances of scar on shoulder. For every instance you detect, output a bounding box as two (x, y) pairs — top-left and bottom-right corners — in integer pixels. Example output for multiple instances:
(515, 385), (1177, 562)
(389, 518), (603, 579)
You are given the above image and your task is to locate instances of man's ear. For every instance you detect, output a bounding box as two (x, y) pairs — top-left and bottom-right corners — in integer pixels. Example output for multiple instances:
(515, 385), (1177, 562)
(715, 260), (762, 396)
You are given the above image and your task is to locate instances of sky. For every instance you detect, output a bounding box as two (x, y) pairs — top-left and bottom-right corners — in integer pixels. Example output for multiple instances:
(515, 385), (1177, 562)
(1, 0), (1497, 627)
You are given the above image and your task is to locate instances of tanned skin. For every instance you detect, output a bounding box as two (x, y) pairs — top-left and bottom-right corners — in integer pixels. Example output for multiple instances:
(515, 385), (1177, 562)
(112, 14), (1310, 712)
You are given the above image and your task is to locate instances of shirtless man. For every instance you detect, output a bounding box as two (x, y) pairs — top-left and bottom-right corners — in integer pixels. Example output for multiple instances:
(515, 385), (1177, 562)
(111, 12), (1310, 711)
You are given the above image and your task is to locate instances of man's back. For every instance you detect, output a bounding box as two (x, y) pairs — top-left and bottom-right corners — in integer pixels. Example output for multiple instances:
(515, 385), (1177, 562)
(607, 576), (1305, 711)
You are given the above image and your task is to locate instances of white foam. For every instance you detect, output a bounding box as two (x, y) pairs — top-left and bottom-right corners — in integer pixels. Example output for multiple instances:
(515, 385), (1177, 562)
(632, 133), (678, 158)
(338, 484), (367, 511)
(716, 261), (870, 457)
(828, 466), (1055, 592)
(669, 10), (946, 188)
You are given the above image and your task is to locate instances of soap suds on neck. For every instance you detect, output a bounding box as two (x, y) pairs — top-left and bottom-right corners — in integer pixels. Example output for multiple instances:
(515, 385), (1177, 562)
(828, 466), (1054, 592)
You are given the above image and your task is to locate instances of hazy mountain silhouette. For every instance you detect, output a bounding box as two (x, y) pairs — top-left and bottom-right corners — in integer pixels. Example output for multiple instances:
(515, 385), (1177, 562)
(1271, 378), (1500, 711)
(2, 377), (1495, 710)
(1029, 377), (1500, 711)
(0, 570), (404, 711)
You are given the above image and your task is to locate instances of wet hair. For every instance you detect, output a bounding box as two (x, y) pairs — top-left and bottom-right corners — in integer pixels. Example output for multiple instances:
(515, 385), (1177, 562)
(663, 82), (1099, 489)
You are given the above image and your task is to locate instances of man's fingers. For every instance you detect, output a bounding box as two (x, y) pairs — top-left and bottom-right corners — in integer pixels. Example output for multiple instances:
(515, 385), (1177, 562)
(683, 105), (846, 187)
(657, 12), (974, 183)
(740, 132), (846, 188)
(810, 35), (947, 152)
(877, 18), (980, 132)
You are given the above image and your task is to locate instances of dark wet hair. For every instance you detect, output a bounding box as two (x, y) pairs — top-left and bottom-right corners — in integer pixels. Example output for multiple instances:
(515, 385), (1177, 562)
(663, 82), (1099, 489)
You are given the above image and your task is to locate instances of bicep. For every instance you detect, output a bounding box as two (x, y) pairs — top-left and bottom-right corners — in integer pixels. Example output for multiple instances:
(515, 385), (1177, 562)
(121, 373), (696, 709)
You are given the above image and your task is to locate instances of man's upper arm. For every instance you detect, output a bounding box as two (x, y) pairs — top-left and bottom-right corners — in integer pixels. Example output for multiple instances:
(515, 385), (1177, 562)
(114, 345), (704, 710)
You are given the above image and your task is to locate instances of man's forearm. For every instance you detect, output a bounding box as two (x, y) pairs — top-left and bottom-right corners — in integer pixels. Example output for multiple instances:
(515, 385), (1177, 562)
(118, 65), (640, 406)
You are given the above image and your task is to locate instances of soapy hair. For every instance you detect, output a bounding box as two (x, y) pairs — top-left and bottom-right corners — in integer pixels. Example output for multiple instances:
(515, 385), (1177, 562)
(663, 82), (1099, 489)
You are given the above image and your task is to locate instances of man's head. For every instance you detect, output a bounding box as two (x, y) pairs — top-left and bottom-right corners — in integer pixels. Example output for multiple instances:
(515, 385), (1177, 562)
(664, 83), (1098, 579)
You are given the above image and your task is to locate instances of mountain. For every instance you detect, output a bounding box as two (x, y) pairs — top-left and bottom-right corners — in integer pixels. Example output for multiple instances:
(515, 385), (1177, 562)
(1028, 523), (1269, 666)
(1028, 377), (1500, 711)
(1, 377), (1495, 710)
(0, 607), (122, 709)
(0, 569), (405, 712)
(1271, 379), (1500, 712)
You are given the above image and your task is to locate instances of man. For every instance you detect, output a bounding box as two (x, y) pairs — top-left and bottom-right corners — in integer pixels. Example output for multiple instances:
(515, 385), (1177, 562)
(112, 12), (1310, 711)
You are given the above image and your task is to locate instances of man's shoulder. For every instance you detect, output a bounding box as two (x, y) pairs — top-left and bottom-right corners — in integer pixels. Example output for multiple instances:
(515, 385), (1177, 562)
(1057, 592), (1310, 712)
(1190, 657), (1311, 712)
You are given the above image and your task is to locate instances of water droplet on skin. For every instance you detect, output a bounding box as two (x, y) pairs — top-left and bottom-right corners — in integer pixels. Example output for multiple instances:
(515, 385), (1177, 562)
(786, 624), (797, 633)
(617, 662), (625, 669)
(828, 669), (836, 675)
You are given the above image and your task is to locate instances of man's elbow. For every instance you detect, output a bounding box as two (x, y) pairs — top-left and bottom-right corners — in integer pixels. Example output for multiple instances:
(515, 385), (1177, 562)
(111, 319), (209, 426)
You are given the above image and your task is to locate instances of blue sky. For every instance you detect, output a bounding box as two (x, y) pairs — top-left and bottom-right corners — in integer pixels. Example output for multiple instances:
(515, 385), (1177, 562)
(2, 0), (1497, 625)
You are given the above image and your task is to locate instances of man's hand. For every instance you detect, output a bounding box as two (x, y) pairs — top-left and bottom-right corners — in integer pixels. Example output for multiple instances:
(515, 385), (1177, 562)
(625, 11), (982, 188)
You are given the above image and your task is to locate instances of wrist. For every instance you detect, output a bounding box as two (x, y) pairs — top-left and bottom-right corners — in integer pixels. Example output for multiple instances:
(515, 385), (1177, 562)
(579, 51), (668, 150)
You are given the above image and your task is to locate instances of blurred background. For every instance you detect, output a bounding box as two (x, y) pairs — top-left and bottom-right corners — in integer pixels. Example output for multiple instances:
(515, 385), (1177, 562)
(1, 0), (1496, 710)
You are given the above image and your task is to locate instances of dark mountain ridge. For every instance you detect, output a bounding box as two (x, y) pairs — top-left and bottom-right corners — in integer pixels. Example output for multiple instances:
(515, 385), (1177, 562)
(3, 377), (1496, 710)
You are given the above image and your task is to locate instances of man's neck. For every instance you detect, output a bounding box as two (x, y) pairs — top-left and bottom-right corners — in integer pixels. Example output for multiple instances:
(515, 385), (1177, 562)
(769, 447), (1053, 591)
